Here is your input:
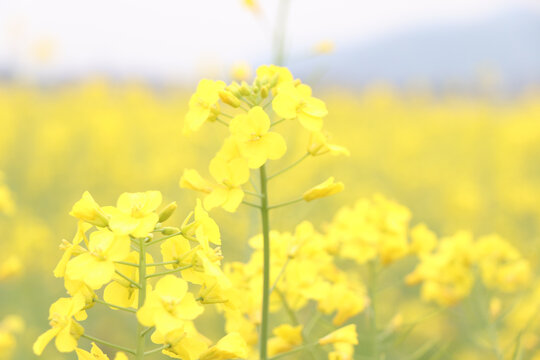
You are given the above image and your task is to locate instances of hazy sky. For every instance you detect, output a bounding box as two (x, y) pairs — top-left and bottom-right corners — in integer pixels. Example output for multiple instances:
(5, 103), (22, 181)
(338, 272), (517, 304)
(0, 0), (538, 81)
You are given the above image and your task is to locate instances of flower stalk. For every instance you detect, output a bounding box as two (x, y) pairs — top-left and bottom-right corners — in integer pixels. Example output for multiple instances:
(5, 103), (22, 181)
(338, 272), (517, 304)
(259, 164), (271, 360)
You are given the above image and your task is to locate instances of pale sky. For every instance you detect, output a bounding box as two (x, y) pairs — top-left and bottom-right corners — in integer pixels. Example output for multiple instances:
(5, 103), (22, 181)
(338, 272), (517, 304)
(0, 0), (538, 82)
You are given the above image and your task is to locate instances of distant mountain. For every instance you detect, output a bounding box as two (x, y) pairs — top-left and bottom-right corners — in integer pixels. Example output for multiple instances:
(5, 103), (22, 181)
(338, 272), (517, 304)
(291, 8), (540, 92)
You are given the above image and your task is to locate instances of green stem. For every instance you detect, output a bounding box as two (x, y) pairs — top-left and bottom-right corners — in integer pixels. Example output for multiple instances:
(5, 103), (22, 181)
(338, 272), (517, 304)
(275, 289), (317, 360)
(268, 197), (303, 210)
(220, 112), (234, 118)
(81, 334), (135, 355)
(245, 190), (263, 198)
(94, 298), (136, 313)
(368, 260), (379, 360)
(115, 270), (141, 289)
(242, 200), (261, 209)
(259, 164), (271, 360)
(145, 260), (180, 267)
(145, 231), (183, 247)
(268, 153), (310, 180)
(140, 326), (154, 337)
(144, 344), (171, 355)
(270, 118), (286, 128)
(475, 282), (503, 360)
(269, 257), (290, 294)
(273, 0), (291, 66)
(146, 264), (193, 279)
(215, 117), (229, 126)
(114, 261), (139, 267)
(136, 238), (148, 360)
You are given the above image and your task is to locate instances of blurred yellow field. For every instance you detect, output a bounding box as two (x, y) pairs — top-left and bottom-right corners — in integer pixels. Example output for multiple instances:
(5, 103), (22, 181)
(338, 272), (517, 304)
(1, 75), (540, 359)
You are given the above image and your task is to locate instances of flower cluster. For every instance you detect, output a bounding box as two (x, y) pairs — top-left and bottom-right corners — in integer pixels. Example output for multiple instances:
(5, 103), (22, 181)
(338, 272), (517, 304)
(180, 65), (346, 213)
(34, 191), (248, 359)
(407, 231), (531, 306)
(223, 221), (364, 358)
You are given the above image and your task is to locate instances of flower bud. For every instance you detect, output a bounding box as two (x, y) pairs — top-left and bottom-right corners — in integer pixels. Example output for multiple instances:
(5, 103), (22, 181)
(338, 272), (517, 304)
(260, 85), (269, 99)
(70, 191), (109, 227)
(239, 81), (251, 96)
(158, 202), (177, 223)
(219, 90), (241, 108)
(161, 226), (180, 235)
(303, 177), (344, 202)
(227, 82), (242, 97)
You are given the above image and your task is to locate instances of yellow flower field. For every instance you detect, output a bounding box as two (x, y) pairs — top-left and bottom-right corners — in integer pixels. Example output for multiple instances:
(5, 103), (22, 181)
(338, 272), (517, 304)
(1, 76), (540, 360)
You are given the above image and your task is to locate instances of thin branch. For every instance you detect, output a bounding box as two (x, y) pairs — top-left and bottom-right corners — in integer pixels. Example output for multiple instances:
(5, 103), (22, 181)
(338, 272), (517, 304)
(268, 152), (310, 180)
(94, 298), (136, 313)
(81, 334), (136, 355)
(268, 197), (303, 210)
(115, 270), (140, 289)
(242, 200), (261, 209)
(146, 265), (193, 279)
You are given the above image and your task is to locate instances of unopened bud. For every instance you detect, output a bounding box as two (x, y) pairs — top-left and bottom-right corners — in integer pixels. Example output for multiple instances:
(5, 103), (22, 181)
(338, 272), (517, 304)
(161, 226), (180, 235)
(260, 85), (269, 99)
(239, 81), (251, 96)
(158, 202), (177, 223)
(227, 82), (242, 97)
(219, 90), (241, 108)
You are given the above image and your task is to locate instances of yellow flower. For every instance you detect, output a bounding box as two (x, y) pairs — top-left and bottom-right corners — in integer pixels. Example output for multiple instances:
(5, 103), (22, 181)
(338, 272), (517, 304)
(313, 40), (335, 54)
(303, 177), (344, 201)
(107, 191), (162, 237)
(229, 106), (287, 168)
(318, 283), (367, 326)
(406, 231), (475, 306)
(272, 82), (327, 131)
(328, 343), (354, 360)
(205, 138), (250, 212)
(268, 324), (303, 356)
(0, 255), (23, 280)
(181, 199), (221, 249)
(161, 234), (194, 270)
(54, 221), (91, 278)
(476, 234), (531, 292)
(199, 332), (248, 360)
(179, 169), (214, 194)
(75, 342), (127, 360)
(137, 275), (204, 334)
(151, 326), (209, 360)
(0, 331), (16, 359)
(33, 294), (86, 355)
(230, 61), (252, 82)
(64, 278), (95, 306)
(307, 131), (350, 156)
(70, 191), (109, 227)
(255, 65), (293, 91)
(410, 223), (437, 256)
(319, 324), (358, 346)
(184, 79), (226, 134)
(65, 229), (130, 289)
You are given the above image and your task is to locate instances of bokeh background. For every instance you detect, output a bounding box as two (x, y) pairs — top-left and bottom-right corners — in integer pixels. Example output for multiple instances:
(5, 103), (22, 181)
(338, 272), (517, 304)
(1, 0), (540, 359)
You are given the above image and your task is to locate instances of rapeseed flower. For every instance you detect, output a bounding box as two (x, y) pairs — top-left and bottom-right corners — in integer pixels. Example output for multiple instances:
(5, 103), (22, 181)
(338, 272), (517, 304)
(229, 106), (286, 168)
(137, 275), (204, 334)
(33, 294), (86, 355)
(65, 229), (130, 289)
(184, 79), (226, 134)
(107, 191), (162, 238)
(272, 82), (327, 131)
